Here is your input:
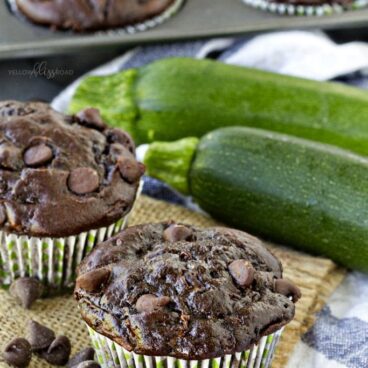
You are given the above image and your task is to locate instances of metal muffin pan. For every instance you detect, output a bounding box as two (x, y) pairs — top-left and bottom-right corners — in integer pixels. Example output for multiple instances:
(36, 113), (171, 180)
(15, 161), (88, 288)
(2, 0), (368, 59)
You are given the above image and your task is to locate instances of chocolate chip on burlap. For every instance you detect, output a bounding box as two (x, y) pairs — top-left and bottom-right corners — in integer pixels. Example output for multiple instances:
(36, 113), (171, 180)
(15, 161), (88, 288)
(136, 294), (171, 313)
(39, 335), (71, 366)
(10, 277), (44, 309)
(27, 320), (55, 352)
(66, 347), (95, 368)
(229, 260), (255, 287)
(23, 144), (53, 167)
(2, 338), (32, 368)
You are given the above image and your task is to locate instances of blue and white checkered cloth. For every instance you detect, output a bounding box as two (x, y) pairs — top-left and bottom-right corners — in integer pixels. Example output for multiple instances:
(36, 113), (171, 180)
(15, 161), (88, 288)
(53, 31), (368, 368)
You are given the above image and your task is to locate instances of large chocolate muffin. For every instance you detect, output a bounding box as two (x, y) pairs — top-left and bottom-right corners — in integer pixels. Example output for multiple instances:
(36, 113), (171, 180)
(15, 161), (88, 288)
(15, 0), (179, 32)
(0, 101), (144, 237)
(75, 222), (300, 360)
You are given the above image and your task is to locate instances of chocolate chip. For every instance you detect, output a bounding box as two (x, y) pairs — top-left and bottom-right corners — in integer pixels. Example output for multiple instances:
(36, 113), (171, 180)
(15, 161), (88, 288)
(0, 203), (6, 225)
(136, 294), (171, 314)
(75, 108), (107, 131)
(27, 320), (55, 351)
(76, 361), (100, 368)
(274, 279), (302, 303)
(40, 336), (71, 366)
(10, 277), (44, 309)
(0, 143), (22, 170)
(24, 144), (53, 167)
(76, 268), (111, 293)
(163, 225), (193, 242)
(2, 338), (32, 368)
(67, 347), (95, 368)
(229, 260), (255, 287)
(68, 168), (99, 195)
(179, 251), (191, 261)
(117, 157), (145, 184)
(106, 128), (136, 154)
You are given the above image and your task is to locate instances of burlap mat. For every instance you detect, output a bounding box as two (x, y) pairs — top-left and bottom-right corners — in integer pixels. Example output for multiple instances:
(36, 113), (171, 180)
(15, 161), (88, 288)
(0, 195), (346, 368)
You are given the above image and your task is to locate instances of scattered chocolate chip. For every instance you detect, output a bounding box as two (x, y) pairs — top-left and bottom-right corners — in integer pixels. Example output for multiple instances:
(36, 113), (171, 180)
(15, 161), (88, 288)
(274, 279), (301, 303)
(0, 203), (6, 225)
(24, 144), (53, 167)
(10, 277), (44, 309)
(76, 361), (101, 368)
(117, 157), (145, 184)
(75, 108), (107, 131)
(2, 338), (32, 368)
(163, 225), (193, 242)
(67, 347), (95, 368)
(136, 294), (171, 314)
(68, 167), (99, 195)
(27, 320), (55, 351)
(229, 260), (255, 287)
(40, 336), (71, 366)
(76, 268), (111, 293)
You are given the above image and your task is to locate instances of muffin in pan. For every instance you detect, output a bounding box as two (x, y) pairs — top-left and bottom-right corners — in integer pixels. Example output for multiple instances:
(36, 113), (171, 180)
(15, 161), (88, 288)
(241, 0), (368, 16)
(75, 222), (301, 368)
(0, 101), (144, 292)
(13, 0), (184, 32)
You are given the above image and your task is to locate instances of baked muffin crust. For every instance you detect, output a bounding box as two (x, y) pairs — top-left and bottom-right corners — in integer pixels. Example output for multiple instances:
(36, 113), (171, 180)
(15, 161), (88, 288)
(15, 0), (176, 31)
(75, 223), (300, 359)
(0, 101), (143, 237)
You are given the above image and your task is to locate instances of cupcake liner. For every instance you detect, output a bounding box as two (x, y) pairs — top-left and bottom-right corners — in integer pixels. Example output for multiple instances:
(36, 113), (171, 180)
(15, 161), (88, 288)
(8, 0), (185, 34)
(0, 216), (127, 291)
(87, 326), (284, 368)
(241, 0), (368, 15)
(0, 180), (143, 291)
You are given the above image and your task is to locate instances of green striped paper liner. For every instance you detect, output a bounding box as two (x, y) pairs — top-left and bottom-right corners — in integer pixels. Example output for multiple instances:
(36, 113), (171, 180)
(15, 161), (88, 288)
(0, 180), (143, 291)
(87, 326), (284, 368)
(0, 215), (128, 291)
(241, 0), (368, 15)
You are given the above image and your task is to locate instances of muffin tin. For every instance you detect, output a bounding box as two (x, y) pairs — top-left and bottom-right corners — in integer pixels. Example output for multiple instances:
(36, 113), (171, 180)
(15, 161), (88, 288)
(2, 0), (368, 59)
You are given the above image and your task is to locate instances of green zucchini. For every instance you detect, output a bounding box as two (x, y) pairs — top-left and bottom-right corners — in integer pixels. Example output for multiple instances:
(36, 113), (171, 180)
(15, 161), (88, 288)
(144, 127), (368, 272)
(71, 57), (368, 155)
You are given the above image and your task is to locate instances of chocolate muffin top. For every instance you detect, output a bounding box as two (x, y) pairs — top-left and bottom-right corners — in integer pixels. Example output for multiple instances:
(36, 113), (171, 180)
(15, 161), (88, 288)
(0, 101), (144, 237)
(15, 0), (176, 32)
(75, 223), (300, 360)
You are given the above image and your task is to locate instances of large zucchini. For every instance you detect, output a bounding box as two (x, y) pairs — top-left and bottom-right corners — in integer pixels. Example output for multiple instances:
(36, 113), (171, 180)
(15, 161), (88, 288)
(71, 58), (368, 155)
(144, 127), (368, 272)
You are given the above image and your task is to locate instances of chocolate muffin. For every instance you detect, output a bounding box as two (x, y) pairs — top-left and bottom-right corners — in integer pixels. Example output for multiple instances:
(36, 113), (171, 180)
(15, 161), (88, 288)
(14, 0), (183, 32)
(241, 0), (361, 16)
(0, 101), (144, 291)
(75, 223), (300, 365)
